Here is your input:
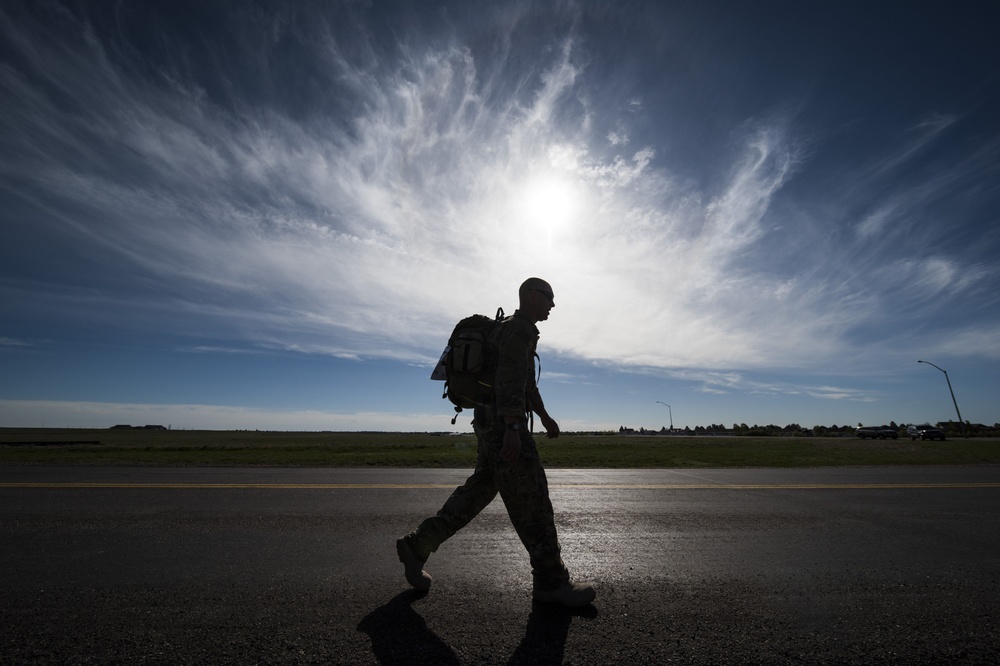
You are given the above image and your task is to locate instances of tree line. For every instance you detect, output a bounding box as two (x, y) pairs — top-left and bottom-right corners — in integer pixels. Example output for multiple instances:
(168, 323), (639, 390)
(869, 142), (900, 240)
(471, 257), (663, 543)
(617, 420), (1000, 437)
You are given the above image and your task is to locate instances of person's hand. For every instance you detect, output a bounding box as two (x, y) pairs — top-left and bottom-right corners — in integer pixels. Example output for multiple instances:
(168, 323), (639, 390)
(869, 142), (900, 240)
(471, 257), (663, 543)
(500, 428), (522, 463)
(540, 414), (560, 439)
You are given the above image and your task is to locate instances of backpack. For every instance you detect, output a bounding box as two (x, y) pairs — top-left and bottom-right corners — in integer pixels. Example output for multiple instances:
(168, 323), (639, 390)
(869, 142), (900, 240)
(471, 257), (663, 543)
(430, 308), (505, 424)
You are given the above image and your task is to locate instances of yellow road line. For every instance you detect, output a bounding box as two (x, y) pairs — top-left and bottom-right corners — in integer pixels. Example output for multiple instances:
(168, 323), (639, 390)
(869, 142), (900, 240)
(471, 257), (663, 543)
(564, 483), (1000, 489)
(1, 482), (999, 490)
(0, 483), (458, 489)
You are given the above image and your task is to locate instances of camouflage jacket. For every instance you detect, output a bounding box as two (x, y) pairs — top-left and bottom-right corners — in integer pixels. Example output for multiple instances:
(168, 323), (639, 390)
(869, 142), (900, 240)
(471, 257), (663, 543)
(493, 310), (539, 419)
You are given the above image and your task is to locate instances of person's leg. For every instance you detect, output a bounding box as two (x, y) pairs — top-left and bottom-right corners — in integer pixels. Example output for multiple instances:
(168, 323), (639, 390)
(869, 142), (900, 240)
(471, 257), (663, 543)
(397, 411), (498, 589)
(486, 424), (595, 606)
(487, 428), (570, 592)
(403, 462), (498, 561)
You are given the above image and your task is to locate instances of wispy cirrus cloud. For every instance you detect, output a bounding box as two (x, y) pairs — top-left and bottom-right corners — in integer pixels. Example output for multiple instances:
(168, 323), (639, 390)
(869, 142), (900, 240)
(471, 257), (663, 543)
(0, 399), (447, 431)
(2, 0), (998, 389)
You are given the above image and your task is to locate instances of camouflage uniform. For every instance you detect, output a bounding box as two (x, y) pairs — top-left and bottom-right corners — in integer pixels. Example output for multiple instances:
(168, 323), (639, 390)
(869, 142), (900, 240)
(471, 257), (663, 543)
(404, 310), (570, 592)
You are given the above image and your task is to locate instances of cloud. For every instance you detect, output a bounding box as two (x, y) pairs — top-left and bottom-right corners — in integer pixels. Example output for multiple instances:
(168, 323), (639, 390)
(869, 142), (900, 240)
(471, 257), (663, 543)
(922, 325), (1000, 361)
(606, 130), (628, 146)
(869, 113), (958, 179)
(0, 400), (449, 431)
(804, 386), (878, 402)
(2, 1), (998, 387)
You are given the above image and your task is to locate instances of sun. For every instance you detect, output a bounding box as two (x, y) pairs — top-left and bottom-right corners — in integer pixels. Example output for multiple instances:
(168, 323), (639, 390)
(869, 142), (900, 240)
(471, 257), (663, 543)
(520, 175), (577, 237)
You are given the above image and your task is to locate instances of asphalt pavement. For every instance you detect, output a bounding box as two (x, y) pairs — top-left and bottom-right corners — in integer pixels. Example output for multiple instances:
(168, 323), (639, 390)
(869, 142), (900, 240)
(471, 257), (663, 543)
(2, 465), (998, 664)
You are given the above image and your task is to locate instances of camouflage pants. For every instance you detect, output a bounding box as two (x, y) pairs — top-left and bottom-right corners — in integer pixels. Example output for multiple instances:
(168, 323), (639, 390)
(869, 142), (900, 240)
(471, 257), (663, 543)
(405, 409), (570, 591)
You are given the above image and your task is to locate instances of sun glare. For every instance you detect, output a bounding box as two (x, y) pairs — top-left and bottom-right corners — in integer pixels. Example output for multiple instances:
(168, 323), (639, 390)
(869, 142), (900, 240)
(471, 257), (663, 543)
(520, 175), (577, 238)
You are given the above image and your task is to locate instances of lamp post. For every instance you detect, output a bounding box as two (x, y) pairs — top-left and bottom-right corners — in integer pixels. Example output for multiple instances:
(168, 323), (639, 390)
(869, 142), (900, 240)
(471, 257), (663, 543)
(656, 401), (673, 432)
(917, 360), (966, 437)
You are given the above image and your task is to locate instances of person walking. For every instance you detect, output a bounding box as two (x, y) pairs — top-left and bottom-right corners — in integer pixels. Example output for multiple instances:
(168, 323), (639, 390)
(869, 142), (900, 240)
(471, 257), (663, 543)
(396, 277), (596, 608)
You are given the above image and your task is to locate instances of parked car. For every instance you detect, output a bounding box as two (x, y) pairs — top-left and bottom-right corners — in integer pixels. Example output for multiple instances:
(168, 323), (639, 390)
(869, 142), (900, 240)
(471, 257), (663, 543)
(856, 426), (899, 440)
(906, 424), (946, 441)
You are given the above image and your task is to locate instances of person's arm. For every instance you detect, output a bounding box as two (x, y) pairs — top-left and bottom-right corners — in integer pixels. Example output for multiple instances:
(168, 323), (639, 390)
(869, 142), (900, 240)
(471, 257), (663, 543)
(499, 417), (522, 463)
(495, 322), (533, 462)
(529, 386), (559, 439)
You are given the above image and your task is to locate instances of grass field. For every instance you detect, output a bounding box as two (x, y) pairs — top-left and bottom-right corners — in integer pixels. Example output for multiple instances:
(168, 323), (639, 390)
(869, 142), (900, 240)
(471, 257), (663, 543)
(2, 428), (998, 467)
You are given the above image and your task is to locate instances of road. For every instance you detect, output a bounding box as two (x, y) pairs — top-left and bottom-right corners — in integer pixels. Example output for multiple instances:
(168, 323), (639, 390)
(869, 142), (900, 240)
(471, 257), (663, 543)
(2, 466), (998, 664)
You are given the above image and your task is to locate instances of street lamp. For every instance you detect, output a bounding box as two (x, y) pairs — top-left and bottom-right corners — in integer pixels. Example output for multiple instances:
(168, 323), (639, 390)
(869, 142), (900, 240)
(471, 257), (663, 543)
(917, 360), (966, 437)
(656, 401), (673, 431)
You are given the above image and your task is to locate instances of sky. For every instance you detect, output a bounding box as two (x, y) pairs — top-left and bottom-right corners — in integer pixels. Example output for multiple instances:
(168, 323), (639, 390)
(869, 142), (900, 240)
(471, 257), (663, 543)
(2, 0), (999, 433)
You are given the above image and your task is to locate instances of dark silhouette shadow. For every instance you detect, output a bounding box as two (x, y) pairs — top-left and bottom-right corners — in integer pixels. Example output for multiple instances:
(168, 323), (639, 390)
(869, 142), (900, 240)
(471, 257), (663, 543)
(357, 589), (460, 666)
(506, 601), (599, 665)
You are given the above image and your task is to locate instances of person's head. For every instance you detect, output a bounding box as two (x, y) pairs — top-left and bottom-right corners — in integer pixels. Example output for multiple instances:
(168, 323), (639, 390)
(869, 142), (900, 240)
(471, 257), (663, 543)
(518, 277), (555, 323)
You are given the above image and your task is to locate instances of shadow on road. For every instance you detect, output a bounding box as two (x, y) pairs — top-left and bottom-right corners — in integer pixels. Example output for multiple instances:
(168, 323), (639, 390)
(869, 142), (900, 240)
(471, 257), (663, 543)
(357, 589), (460, 665)
(507, 600), (599, 665)
(359, 590), (598, 665)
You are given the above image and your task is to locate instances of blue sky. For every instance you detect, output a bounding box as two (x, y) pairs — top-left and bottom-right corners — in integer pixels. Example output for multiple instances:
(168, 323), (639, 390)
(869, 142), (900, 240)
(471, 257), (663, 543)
(2, 0), (998, 432)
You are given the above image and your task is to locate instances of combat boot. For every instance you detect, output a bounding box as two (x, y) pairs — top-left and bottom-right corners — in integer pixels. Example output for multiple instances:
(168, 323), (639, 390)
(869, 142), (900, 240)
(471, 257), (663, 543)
(533, 581), (596, 607)
(396, 537), (432, 591)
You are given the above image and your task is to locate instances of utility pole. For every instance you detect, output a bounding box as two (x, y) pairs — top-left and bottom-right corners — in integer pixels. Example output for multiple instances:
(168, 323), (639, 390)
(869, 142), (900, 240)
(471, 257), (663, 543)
(656, 401), (673, 432)
(917, 360), (966, 437)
